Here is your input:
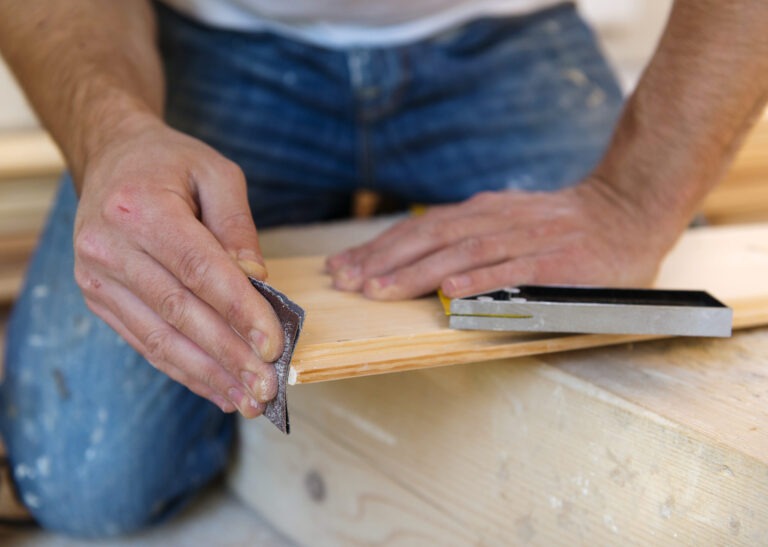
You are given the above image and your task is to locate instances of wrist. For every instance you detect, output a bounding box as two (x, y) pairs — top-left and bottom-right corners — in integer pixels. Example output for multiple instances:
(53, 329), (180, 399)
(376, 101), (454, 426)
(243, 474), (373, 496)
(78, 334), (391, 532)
(69, 91), (164, 190)
(576, 173), (684, 259)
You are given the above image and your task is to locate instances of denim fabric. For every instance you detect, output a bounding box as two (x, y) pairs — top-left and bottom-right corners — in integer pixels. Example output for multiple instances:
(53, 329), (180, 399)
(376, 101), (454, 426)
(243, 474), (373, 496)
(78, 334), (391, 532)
(158, 1), (623, 224)
(0, 1), (622, 538)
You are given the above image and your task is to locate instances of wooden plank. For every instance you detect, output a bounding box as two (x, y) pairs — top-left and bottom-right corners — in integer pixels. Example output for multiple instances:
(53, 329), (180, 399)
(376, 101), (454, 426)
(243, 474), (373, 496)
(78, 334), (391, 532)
(229, 402), (479, 546)
(230, 327), (768, 545)
(265, 223), (768, 384)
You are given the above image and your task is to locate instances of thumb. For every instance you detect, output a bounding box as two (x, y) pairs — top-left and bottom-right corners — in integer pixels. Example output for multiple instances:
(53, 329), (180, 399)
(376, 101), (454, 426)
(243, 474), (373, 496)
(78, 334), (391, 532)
(197, 161), (268, 281)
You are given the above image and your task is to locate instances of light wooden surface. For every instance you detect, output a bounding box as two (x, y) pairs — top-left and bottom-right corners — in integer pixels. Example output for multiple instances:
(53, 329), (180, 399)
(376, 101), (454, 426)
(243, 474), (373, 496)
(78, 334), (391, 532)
(263, 223), (768, 385)
(231, 219), (768, 546)
(230, 327), (768, 546)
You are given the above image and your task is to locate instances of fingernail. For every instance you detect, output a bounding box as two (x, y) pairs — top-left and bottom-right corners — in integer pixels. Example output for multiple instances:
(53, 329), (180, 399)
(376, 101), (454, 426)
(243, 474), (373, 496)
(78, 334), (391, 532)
(240, 370), (262, 400)
(338, 264), (361, 281)
(248, 398), (265, 415)
(333, 265), (363, 291)
(260, 375), (277, 402)
(228, 387), (247, 411)
(211, 395), (234, 413)
(228, 387), (262, 418)
(445, 275), (471, 293)
(237, 259), (268, 280)
(250, 329), (274, 362)
(327, 251), (352, 271)
(370, 274), (395, 291)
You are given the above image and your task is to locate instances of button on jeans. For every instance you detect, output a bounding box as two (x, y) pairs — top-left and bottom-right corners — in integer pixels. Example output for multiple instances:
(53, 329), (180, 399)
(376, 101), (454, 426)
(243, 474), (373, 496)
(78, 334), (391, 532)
(0, 1), (622, 537)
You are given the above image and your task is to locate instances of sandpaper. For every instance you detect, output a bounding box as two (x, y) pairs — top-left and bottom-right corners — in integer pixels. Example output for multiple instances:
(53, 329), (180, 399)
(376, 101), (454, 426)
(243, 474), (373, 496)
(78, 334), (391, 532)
(249, 278), (305, 434)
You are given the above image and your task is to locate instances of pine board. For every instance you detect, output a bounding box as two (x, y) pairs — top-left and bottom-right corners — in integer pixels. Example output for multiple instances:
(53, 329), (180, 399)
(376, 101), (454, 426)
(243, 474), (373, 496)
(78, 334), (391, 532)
(267, 223), (768, 384)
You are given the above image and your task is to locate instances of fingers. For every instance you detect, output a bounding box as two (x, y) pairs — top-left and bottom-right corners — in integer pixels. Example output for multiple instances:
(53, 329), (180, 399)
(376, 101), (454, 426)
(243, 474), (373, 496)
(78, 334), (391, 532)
(84, 300), (237, 414)
(441, 259), (538, 299)
(359, 229), (553, 300)
(326, 204), (455, 275)
(138, 199), (285, 364)
(196, 159), (268, 281)
(326, 190), (597, 301)
(332, 213), (512, 292)
(118, 248), (279, 403)
(82, 280), (266, 418)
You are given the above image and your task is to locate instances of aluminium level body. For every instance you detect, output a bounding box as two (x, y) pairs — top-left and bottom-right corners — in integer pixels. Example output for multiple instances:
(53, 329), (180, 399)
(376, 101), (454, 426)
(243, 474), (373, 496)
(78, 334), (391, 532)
(447, 285), (733, 337)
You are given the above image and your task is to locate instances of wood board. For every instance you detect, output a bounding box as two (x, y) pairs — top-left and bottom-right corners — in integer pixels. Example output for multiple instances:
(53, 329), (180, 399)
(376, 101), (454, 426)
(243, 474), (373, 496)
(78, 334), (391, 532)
(269, 223), (768, 385)
(230, 326), (768, 546)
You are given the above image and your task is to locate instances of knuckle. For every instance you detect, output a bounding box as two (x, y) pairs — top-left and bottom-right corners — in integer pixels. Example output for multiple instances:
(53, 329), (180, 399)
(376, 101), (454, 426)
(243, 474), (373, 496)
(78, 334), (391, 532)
(101, 188), (141, 225)
(217, 210), (255, 235)
(469, 191), (496, 206)
(415, 221), (443, 243)
(73, 229), (114, 269)
(176, 247), (211, 293)
(143, 328), (173, 365)
(223, 298), (245, 328)
(432, 219), (461, 244)
(217, 158), (246, 183)
(158, 288), (191, 329)
(196, 366), (218, 390)
(458, 236), (485, 259)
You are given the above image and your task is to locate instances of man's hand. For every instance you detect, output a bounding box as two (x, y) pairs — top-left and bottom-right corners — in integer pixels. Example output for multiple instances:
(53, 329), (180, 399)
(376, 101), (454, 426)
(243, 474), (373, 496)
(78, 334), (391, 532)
(73, 116), (284, 417)
(327, 180), (663, 300)
(331, 0), (768, 300)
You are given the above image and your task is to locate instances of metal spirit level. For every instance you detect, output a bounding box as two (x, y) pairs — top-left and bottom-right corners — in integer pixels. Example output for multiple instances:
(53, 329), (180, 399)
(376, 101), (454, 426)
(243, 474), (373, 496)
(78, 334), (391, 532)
(441, 285), (732, 337)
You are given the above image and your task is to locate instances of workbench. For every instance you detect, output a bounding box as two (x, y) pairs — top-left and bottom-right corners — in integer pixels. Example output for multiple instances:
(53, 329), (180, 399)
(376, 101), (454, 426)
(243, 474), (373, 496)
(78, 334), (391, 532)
(227, 219), (768, 546)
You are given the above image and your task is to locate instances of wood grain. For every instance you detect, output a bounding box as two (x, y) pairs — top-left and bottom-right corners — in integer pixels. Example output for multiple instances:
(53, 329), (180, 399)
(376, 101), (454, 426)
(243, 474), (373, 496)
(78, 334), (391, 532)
(266, 223), (768, 384)
(231, 327), (768, 545)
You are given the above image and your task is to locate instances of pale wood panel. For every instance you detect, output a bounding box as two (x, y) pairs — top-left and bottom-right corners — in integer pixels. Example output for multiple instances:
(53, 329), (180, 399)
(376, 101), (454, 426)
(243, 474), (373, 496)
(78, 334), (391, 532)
(553, 329), (768, 464)
(231, 329), (768, 545)
(266, 223), (768, 384)
(229, 402), (479, 547)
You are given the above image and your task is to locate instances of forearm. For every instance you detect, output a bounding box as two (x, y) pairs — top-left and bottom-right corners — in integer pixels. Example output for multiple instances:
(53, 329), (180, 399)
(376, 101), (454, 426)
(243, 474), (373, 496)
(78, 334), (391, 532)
(0, 1), (164, 186)
(591, 0), (768, 250)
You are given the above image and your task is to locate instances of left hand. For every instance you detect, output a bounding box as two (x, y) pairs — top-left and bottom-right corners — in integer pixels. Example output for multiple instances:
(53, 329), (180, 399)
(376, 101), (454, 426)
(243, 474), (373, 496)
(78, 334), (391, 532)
(327, 179), (667, 300)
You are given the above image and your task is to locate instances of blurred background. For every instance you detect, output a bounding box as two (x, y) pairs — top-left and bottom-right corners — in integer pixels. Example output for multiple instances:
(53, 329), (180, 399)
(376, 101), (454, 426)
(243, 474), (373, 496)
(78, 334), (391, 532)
(0, 0), (676, 129)
(1, 1), (767, 544)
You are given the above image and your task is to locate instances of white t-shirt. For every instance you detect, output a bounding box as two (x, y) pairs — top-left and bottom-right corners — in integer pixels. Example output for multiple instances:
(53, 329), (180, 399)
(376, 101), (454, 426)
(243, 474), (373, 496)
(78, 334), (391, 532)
(160, 0), (562, 48)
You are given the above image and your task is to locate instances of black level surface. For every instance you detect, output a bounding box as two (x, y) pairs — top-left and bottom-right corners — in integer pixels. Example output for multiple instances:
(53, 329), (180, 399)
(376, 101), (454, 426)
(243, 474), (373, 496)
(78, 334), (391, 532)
(472, 286), (727, 308)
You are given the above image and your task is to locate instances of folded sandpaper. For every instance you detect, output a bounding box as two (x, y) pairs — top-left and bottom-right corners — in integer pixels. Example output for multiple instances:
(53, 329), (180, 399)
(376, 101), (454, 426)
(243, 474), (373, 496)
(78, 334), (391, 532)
(249, 278), (305, 434)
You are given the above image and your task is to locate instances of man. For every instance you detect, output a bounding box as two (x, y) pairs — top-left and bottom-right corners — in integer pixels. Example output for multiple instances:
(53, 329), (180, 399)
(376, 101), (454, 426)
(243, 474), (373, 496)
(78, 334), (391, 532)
(0, 0), (765, 538)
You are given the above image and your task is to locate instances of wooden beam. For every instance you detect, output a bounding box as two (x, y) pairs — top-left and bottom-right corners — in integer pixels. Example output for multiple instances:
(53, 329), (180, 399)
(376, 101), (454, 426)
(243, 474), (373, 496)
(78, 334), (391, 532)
(230, 327), (768, 545)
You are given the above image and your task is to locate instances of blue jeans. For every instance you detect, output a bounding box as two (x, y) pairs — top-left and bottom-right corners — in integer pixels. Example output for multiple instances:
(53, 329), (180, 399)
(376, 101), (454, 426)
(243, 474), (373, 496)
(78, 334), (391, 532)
(0, 2), (622, 538)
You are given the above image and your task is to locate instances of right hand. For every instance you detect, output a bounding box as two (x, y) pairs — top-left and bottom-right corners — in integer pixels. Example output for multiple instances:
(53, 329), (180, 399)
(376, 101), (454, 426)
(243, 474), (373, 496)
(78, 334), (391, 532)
(73, 116), (285, 418)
